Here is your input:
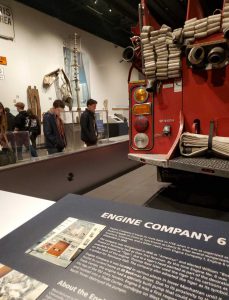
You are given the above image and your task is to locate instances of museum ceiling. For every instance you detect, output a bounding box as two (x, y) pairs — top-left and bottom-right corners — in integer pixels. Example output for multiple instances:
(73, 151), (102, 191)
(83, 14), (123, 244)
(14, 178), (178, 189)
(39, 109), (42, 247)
(15, 0), (223, 47)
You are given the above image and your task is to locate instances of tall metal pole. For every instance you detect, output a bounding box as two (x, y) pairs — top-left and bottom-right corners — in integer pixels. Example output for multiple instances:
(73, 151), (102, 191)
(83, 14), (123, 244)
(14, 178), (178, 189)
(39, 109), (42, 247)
(73, 33), (81, 122)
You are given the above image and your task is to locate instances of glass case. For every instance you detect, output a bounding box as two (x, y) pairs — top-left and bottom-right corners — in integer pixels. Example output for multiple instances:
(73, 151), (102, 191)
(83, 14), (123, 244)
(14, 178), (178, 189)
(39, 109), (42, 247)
(61, 109), (109, 151)
(0, 108), (129, 169)
(0, 131), (32, 167)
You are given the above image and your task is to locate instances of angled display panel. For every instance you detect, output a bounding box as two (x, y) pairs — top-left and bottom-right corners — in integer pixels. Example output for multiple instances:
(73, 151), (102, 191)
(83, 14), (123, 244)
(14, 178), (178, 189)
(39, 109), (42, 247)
(0, 194), (228, 299)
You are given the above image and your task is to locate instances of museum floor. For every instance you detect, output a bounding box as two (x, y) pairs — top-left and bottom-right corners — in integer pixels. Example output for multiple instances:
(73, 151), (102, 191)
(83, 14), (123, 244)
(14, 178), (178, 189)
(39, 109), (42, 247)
(85, 165), (229, 222)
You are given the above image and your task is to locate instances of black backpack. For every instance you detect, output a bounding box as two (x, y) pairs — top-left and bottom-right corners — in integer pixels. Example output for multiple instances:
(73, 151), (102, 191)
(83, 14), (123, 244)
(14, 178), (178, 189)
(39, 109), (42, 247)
(29, 117), (41, 135)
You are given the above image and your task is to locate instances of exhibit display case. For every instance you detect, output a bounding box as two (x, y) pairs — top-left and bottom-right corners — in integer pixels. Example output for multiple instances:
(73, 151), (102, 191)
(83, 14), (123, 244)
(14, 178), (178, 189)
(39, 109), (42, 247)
(0, 131), (31, 167)
(0, 111), (129, 171)
(61, 109), (109, 150)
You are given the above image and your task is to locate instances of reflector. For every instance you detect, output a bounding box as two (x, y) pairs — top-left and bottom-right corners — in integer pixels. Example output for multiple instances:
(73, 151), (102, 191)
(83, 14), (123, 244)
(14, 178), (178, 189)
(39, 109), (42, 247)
(134, 133), (149, 149)
(134, 116), (149, 132)
(134, 87), (148, 103)
(132, 103), (151, 115)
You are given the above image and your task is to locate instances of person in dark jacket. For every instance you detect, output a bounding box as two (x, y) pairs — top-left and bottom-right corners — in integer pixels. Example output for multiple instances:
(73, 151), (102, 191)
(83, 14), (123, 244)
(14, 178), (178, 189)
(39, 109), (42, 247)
(27, 109), (41, 157)
(4, 107), (16, 153)
(14, 102), (30, 160)
(0, 102), (8, 149)
(5, 108), (15, 131)
(14, 102), (29, 131)
(80, 99), (98, 147)
(43, 99), (67, 155)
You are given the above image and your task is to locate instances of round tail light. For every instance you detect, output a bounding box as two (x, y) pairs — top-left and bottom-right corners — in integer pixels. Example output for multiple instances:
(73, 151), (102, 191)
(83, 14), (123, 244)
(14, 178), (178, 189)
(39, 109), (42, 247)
(134, 87), (148, 103)
(134, 116), (149, 132)
(134, 133), (149, 149)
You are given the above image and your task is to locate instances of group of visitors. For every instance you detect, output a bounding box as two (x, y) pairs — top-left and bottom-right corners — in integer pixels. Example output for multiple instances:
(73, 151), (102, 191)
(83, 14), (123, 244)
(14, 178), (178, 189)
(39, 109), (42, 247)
(43, 98), (98, 153)
(0, 98), (98, 164)
(0, 101), (41, 161)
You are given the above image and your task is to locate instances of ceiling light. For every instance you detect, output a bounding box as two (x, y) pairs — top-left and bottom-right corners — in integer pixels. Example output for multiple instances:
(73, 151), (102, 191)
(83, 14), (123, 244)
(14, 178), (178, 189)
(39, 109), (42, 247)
(86, 5), (103, 15)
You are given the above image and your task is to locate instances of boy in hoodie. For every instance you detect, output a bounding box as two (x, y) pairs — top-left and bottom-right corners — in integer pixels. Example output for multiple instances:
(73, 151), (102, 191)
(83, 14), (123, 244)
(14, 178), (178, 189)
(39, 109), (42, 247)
(14, 102), (29, 131)
(43, 99), (67, 155)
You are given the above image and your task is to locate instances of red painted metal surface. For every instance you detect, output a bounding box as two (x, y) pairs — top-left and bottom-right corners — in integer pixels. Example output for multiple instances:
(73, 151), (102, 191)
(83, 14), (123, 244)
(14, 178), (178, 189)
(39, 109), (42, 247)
(131, 24), (140, 36)
(153, 82), (183, 154)
(166, 112), (184, 159)
(186, 0), (204, 21)
(141, 0), (160, 29)
(129, 81), (182, 155)
(182, 37), (229, 137)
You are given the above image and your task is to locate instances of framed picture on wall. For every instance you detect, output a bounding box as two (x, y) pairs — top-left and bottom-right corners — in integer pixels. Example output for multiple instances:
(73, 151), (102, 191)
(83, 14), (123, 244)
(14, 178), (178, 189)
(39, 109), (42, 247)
(0, 4), (15, 40)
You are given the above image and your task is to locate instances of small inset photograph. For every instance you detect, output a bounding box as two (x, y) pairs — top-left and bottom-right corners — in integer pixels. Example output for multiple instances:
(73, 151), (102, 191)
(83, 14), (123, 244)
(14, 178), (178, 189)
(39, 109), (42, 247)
(0, 263), (48, 299)
(26, 217), (106, 267)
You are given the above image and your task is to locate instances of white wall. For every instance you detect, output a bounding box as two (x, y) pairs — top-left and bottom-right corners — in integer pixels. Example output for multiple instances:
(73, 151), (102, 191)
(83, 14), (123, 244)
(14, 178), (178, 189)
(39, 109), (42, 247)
(0, 0), (138, 114)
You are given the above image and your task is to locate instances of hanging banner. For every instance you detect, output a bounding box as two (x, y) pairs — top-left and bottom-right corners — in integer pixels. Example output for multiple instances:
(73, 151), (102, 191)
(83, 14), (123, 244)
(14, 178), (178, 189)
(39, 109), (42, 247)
(0, 3), (14, 40)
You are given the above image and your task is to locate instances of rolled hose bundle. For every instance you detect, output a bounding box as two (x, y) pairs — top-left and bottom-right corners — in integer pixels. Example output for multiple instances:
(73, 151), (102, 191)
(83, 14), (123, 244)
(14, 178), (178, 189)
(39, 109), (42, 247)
(222, 0), (229, 29)
(180, 132), (229, 158)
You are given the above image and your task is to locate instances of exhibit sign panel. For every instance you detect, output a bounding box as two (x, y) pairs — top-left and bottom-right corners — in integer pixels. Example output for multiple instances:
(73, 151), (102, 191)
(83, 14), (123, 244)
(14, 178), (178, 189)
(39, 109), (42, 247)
(0, 3), (14, 40)
(0, 194), (228, 299)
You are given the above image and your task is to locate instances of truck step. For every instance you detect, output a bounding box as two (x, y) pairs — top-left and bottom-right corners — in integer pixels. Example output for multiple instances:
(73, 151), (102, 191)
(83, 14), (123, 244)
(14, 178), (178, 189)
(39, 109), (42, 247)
(169, 156), (229, 178)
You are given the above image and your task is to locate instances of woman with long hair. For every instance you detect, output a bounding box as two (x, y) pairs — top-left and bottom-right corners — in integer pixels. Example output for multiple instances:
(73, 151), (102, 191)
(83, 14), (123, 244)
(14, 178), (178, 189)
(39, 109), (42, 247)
(0, 102), (8, 149)
(0, 102), (16, 165)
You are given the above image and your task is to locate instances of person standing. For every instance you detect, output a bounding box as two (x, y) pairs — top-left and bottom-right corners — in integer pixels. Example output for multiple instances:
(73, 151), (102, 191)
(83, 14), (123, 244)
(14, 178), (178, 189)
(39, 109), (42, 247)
(80, 99), (98, 147)
(43, 99), (67, 154)
(5, 107), (16, 152)
(14, 102), (30, 160)
(0, 102), (16, 165)
(0, 102), (8, 149)
(5, 108), (15, 131)
(27, 109), (41, 157)
(14, 102), (29, 131)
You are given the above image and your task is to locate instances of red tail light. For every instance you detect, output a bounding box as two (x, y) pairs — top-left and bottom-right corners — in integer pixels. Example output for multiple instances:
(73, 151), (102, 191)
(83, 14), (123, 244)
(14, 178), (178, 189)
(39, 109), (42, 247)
(134, 116), (149, 132)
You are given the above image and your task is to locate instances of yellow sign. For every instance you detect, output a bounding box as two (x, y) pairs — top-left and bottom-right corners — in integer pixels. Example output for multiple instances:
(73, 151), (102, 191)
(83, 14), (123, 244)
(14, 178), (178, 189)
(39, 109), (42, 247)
(0, 56), (7, 65)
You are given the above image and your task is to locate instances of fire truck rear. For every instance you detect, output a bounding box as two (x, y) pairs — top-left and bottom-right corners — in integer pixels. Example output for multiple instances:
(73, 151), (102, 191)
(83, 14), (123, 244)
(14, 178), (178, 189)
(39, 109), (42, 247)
(127, 0), (229, 182)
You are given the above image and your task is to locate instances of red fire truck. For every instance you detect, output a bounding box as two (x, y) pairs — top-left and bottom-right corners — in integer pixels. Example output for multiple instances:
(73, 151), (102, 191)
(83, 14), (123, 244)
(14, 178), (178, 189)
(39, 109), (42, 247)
(127, 0), (229, 182)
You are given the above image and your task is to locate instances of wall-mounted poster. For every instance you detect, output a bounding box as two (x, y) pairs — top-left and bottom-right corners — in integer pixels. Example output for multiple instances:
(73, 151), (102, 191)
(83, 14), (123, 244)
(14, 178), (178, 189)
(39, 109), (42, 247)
(0, 4), (15, 40)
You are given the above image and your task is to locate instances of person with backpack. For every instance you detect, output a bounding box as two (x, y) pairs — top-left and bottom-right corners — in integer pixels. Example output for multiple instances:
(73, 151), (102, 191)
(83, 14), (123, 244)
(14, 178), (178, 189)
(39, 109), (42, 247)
(27, 109), (41, 157)
(14, 102), (30, 160)
(27, 109), (41, 150)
